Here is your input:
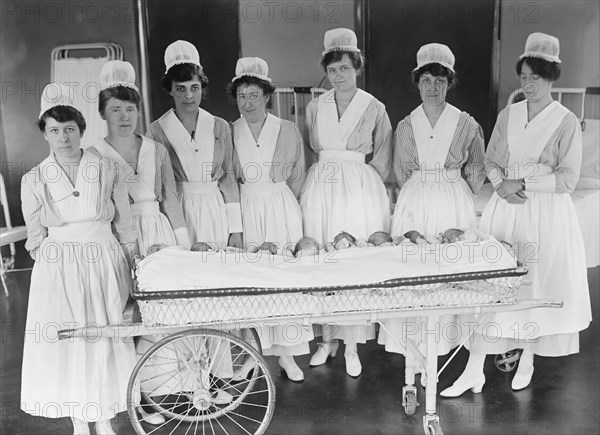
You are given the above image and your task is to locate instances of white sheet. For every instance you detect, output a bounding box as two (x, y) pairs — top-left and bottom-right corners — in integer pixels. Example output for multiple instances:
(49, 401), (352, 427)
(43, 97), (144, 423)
(136, 238), (517, 292)
(475, 182), (600, 268)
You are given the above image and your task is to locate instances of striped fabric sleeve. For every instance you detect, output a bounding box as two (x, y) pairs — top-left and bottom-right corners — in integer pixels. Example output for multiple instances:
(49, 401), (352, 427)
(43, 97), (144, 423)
(215, 118), (241, 204)
(392, 119), (419, 188)
(108, 158), (138, 262)
(368, 102), (393, 181)
(462, 116), (487, 195)
(155, 141), (186, 230)
(20, 169), (47, 260)
(147, 121), (188, 183)
(282, 120), (306, 198)
(485, 108), (511, 188)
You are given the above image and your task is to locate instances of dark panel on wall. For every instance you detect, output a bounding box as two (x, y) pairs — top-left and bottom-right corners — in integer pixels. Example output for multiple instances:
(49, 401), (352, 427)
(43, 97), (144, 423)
(366, 0), (497, 141)
(145, 0), (241, 122)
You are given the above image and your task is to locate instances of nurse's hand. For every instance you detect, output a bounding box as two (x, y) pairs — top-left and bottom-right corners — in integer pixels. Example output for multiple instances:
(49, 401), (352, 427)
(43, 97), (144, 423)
(505, 193), (527, 204)
(228, 232), (243, 249)
(495, 179), (523, 199)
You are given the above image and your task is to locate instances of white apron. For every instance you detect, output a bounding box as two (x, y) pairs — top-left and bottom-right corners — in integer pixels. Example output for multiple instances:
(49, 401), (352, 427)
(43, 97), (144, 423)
(233, 114), (312, 355)
(94, 138), (176, 255)
(301, 89), (390, 245)
(301, 89), (386, 342)
(20, 152), (137, 422)
(476, 101), (591, 355)
(158, 108), (228, 245)
(382, 104), (475, 356)
(391, 103), (475, 238)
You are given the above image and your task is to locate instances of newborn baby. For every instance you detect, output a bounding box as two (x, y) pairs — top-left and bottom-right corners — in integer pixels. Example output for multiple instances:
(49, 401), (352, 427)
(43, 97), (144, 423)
(256, 242), (278, 255)
(333, 231), (356, 249)
(440, 228), (465, 243)
(368, 231), (394, 247)
(294, 237), (321, 257)
(190, 241), (216, 252)
(403, 230), (426, 244)
(146, 244), (167, 256)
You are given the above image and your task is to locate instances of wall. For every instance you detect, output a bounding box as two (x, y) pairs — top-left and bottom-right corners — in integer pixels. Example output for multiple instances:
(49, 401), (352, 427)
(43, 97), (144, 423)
(238, 0), (355, 88)
(0, 0), (140, 226)
(498, 0), (600, 110)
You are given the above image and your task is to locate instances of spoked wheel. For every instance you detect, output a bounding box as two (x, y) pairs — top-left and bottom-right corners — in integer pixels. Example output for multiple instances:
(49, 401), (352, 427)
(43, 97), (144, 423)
(494, 349), (522, 373)
(128, 329), (275, 435)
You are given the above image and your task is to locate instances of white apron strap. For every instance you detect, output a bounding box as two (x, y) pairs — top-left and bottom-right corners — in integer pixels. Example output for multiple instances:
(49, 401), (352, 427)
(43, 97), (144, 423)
(317, 89), (373, 150)
(134, 138), (157, 202)
(507, 100), (569, 169)
(233, 114), (281, 184)
(410, 103), (461, 170)
(158, 108), (215, 182)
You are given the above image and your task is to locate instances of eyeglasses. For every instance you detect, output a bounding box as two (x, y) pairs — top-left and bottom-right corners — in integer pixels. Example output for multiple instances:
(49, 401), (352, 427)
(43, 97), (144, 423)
(236, 92), (262, 103)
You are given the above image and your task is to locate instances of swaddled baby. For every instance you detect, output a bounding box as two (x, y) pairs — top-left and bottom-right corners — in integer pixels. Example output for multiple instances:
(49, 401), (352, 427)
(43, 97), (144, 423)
(146, 244), (167, 256)
(368, 231), (394, 247)
(294, 237), (321, 257)
(190, 241), (218, 252)
(333, 231), (356, 250)
(439, 228), (481, 244)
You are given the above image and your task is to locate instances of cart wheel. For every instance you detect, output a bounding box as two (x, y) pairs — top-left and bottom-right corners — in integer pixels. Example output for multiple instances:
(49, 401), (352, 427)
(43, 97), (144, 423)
(402, 386), (419, 415)
(426, 420), (444, 435)
(128, 329), (275, 435)
(423, 415), (444, 435)
(495, 349), (521, 372)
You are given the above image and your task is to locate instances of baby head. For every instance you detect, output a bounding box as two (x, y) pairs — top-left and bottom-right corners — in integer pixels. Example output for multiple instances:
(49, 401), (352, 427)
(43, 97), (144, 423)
(441, 228), (465, 244)
(146, 244), (167, 256)
(368, 231), (393, 247)
(294, 237), (320, 257)
(333, 231), (356, 249)
(403, 230), (425, 244)
(257, 242), (278, 255)
(191, 242), (216, 252)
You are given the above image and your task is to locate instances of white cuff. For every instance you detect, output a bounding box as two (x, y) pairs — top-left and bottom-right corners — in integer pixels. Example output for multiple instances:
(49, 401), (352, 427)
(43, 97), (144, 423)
(525, 174), (556, 193)
(174, 227), (191, 250)
(226, 202), (243, 234)
(487, 166), (504, 189)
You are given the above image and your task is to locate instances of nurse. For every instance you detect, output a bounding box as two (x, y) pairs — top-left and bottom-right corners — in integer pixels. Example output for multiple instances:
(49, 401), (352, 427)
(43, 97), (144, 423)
(229, 57), (310, 382)
(379, 43), (486, 375)
(148, 40), (243, 248)
(20, 84), (138, 435)
(441, 33), (592, 397)
(300, 28), (393, 377)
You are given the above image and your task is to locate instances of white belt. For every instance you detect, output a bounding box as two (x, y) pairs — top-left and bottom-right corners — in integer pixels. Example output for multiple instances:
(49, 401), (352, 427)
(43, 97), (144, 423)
(319, 150), (365, 164)
(130, 201), (160, 216)
(48, 221), (112, 242)
(241, 181), (287, 195)
(177, 181), (219, 194)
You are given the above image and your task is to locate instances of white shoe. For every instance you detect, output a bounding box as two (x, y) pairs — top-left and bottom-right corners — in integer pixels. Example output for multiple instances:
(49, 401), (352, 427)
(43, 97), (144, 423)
(71, 418), (90, 435)
(439, 375), (485, 397)
(279, 356), (304, 382)
(309, 341), (339, 367)
(512, 351), (534, 391)
(345, 351), (362, 378)
(138, 407), (165, 425)
(232, 357), (257, 382)
(94, 420), (116, 435)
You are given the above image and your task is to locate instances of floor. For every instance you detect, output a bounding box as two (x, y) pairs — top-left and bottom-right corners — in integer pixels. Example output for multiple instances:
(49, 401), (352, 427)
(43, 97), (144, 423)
(1, 244), (598, 435)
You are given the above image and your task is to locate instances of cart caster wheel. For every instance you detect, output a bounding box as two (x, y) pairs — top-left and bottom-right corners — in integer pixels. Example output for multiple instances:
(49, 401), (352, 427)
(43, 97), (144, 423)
(402, 386), (419, 415)
(426, 420), (444, 435)
(495, 349), (521, 372)
(423, 415), (444, 435)
(128, 329), (275, 435)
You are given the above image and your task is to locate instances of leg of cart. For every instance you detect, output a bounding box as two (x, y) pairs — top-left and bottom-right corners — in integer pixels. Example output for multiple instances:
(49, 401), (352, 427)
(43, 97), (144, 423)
(423, 314), (443, 435)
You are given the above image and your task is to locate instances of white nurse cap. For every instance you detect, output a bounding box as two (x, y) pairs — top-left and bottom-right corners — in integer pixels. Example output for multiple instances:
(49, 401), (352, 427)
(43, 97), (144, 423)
(231, 57), (271, 83)
(39, 83), (77, 119)
(414, 43), (455, 73)
(322, 28), (361, 56)
(99, 60), (139, 92)
(164, 40), (203, 73)
(519, 32), (561, 63)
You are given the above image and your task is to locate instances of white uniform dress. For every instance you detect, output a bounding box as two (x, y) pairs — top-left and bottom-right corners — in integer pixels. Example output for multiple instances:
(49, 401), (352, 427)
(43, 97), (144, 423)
(233, 114), (312, 355)
(20, 149), (138, 422)
(473, 100), (591, 356)
(93, 137), (179, 255)
(300, 89), (392, 343)
(379, 104), (486, 356)
(149, 108), (241, 246)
